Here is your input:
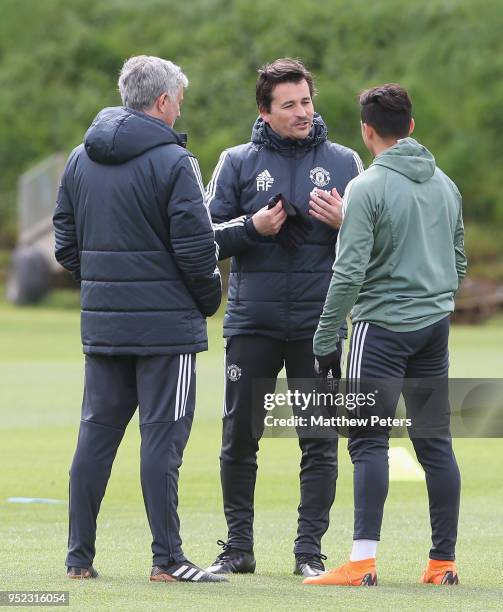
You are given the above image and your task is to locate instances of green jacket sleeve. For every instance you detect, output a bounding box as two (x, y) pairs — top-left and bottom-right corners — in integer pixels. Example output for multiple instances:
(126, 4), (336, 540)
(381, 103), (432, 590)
(313, 178), (377, 356)
(454, 204), (467, 288)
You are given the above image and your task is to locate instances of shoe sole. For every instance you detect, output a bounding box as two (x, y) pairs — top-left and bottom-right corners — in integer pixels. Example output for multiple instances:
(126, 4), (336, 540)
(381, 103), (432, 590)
(150, 572), (228, 583)
(303, 572), (377, 586)
(421, 573), (459, 585)
(150, 573), (177, 582)
(67, 572), (98, 579)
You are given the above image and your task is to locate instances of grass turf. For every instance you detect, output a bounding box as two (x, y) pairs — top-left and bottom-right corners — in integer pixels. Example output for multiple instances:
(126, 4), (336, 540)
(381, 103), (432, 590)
(0, 291), (502, 611)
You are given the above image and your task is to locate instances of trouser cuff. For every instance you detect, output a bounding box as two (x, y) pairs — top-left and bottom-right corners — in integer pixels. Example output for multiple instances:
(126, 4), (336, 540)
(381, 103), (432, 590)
(293, 543), (321, 556)
(227, 538), (254, 553)
(353, 533), (381, 541)
(429, 551), (455, 561)
(153, 551), (186, 566)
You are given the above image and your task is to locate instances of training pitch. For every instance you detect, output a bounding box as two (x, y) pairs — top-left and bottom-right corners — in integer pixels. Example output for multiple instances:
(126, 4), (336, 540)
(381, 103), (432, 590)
(0, 291), (502, 611)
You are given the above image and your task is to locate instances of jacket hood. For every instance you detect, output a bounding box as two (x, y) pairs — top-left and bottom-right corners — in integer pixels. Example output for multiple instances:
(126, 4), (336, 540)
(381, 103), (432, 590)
(251, 113), (328, 151)
(84, 107), (186, 165)
(372, 137), (436, 183)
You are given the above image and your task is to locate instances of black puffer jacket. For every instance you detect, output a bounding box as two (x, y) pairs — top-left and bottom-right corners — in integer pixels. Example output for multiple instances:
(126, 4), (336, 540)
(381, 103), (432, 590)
(208, 115), (363, 340)
(53, 107), (221, 355)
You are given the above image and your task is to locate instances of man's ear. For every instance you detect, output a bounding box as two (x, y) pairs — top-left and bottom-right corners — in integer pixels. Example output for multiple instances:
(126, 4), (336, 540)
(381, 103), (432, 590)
(361, 122), (373, 141)
(259, 106), (270, 123)
(408, 117), (415, 136)
(157, 92), (170, 113)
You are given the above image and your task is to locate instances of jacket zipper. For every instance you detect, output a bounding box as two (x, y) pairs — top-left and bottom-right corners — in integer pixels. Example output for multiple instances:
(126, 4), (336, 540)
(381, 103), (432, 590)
(286, 149), (298, 339)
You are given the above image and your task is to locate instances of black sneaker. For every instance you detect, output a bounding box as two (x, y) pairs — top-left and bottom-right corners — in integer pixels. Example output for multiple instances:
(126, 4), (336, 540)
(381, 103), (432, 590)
(206, 540), (256, 574)
(294, 553), (327, 577)
(150, 560), (228, 583)
(67, 566), (99, 579)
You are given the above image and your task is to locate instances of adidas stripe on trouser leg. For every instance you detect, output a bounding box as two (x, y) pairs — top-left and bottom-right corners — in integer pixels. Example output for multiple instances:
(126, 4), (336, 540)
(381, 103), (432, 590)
(346, 317), (460, 560)
(138, 354), (196, 566)
(67, 353), (196, 569)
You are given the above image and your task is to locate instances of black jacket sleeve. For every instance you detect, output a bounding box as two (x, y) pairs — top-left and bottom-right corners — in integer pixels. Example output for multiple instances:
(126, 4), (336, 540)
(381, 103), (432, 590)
(168, 154), (222, 317)
(207, 150), (260, 260)
(53, 151), (81, 282)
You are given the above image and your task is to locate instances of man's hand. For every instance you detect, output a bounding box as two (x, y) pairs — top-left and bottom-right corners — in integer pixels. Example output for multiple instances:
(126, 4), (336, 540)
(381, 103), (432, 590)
(252, 201), (287, 236)
(314, 339), (344, 379)
(308, 187), (343, 229)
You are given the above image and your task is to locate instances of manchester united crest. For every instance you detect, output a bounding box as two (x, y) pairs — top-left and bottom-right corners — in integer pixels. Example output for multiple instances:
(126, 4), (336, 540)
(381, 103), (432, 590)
(227, 364), (242, 382)
(310, 166), (331, 187)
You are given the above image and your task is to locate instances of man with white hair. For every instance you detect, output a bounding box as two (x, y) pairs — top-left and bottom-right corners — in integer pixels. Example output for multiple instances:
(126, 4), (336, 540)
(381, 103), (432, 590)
(54, 55), (224, 583)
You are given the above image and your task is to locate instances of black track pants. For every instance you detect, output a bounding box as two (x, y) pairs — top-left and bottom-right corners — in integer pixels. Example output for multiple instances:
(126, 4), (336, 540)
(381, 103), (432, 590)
(347, 316), (460, 560)
(66, 353), (196, 568)
(220, 335), (338, 555)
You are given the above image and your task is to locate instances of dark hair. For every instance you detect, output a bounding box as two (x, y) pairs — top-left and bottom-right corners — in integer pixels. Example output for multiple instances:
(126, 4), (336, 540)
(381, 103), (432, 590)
(359, 84), (412, 138)
(256, 58), (315, 112)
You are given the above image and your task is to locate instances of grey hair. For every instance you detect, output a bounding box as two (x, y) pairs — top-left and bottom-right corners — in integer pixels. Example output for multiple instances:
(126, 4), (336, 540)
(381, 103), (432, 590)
(118, 55), (188, 110)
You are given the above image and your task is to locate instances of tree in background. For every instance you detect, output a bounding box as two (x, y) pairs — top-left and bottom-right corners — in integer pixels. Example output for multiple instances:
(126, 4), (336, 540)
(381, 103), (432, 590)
(1, 0), (502, 247)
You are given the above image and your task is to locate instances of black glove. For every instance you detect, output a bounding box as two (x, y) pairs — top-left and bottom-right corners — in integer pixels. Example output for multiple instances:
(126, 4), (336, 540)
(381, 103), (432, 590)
(267, 193), (312, 251)
(314, 340), (343, 379)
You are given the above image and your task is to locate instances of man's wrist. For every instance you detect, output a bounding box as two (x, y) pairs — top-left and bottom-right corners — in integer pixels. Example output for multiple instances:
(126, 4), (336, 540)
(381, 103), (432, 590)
(314, 335), (340, 359)
(245, 215), (261, 240)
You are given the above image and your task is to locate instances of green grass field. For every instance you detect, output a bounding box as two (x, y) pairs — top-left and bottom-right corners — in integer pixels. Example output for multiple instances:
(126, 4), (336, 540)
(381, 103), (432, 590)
(1, 290), (502, 611)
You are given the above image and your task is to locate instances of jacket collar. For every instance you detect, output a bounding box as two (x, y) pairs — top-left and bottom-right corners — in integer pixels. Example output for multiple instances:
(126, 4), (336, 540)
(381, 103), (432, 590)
(251, 113), (328, 151)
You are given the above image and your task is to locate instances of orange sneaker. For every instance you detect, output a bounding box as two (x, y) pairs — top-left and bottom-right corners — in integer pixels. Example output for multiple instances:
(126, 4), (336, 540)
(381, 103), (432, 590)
(303, 558), (377, 586)
(420, 559), (459, 585)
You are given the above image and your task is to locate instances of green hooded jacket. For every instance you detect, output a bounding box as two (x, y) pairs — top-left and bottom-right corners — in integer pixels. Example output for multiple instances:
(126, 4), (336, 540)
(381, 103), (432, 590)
(314, 137), (467, 356)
